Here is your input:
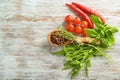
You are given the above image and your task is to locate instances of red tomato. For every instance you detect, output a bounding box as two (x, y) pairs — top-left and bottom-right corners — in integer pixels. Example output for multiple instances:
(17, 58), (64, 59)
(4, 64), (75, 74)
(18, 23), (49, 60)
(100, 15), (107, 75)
(81, 30), (86, 37)
(74, 17), (81, 25)
(66, 24), (75, 32)
(80, 21), (88, 29)
(64, 15), (73, 23)
(74, 26), (82, 34)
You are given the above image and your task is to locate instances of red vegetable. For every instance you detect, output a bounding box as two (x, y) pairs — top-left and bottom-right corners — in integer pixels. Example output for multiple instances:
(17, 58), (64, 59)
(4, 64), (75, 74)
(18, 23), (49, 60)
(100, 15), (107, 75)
(66, 3), (94, 28)
(72, 2), (105, 24)
(74, 17), (81, 25)
(64, 15), (74, 23)
(66, 24), (75, 32)
(80, 21), (88, 29)
(74, 26), (82, 34)
(81, 30), (86, 37)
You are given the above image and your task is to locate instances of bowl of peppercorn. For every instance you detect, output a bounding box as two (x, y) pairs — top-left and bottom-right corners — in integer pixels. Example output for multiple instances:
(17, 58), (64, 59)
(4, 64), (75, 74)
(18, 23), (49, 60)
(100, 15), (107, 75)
(48, 30), (71, 46)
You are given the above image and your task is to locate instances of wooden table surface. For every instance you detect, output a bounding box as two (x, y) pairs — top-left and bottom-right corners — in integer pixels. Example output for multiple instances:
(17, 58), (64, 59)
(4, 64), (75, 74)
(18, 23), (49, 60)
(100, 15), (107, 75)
(0, 0), (120, 80)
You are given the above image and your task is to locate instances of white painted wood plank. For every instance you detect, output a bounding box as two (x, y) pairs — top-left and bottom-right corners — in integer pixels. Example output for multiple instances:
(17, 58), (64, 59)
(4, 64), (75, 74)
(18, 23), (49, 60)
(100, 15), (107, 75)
(0, 0), (120, 80)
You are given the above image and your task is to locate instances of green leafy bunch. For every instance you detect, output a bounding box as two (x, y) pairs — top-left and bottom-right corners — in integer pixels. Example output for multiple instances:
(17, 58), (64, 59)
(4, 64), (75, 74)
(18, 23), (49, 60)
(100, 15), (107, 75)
(52, 15), (118, 79)
(86, 15), (118, 48)
(52, 43), (110, 78)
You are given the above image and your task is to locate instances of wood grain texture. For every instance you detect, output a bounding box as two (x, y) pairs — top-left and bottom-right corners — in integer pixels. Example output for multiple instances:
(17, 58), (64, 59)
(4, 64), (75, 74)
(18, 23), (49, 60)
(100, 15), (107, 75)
(0, 0), (120, 80)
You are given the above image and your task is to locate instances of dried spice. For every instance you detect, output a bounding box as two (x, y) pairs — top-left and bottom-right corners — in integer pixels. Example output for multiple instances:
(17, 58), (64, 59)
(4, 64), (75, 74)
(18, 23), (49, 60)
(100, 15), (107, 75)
(50, 31), (70, 46)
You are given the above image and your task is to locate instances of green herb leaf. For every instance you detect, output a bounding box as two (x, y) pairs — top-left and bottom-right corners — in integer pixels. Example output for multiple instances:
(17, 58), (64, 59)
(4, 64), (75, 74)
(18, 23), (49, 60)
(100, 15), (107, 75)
(52, 49), (65, 56)
(85, 29), (98, 38)
(106, 25), (119, 33)
(71, 68), (80, 79)
(85, 60), (91, 75)
(105, 30), (114, 45)
(100, 38), (109, 48)
(90, 14), (103, 25)
(63, 61), (72, 70)
(95, 23), (105, 30)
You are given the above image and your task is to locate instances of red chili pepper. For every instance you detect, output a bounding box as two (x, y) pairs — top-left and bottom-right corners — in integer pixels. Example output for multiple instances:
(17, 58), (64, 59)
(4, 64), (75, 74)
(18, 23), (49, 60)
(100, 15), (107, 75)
(72, 2), (105, 24)
(66, 3), (94, 28)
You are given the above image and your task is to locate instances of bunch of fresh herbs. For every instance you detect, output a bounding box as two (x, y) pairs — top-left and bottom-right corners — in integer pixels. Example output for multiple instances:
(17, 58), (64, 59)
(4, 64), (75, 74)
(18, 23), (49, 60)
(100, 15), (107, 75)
(86, 14), (118, 48)
(52, 15), (118, 79)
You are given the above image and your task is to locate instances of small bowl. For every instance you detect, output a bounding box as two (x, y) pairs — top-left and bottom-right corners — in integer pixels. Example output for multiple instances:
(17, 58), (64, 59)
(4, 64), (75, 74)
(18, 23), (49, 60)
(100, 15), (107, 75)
(47, 30), (71, 46)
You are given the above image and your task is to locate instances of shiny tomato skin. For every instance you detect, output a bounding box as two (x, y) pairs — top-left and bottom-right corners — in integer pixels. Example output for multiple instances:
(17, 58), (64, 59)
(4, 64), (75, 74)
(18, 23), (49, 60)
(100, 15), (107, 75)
(80, 21), (88, 29)
(64, 15), (73, 23)
(66, 24), (75, 32)
(74, 17), (81, 25)
(74, 26), (82, 34)
(81, 30), (86, 37)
